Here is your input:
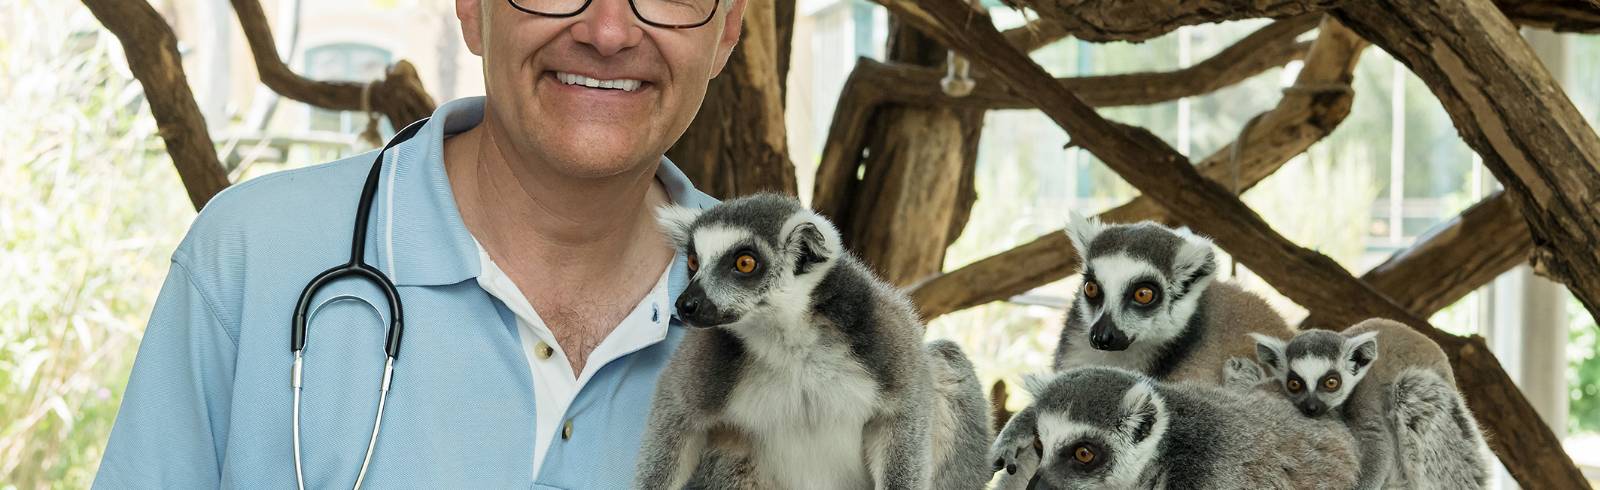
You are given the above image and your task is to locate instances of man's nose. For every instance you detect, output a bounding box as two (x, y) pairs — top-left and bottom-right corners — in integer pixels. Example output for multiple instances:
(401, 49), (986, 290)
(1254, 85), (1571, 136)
(569, 0), (644, 57)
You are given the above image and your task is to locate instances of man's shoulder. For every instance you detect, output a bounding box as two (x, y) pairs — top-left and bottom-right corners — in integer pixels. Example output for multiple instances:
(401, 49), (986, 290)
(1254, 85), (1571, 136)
(174, 150), (378, 263)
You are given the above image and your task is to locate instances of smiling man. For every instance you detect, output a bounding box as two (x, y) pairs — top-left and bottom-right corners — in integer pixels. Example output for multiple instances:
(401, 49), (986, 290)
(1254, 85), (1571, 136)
(94, 0), (741, 488)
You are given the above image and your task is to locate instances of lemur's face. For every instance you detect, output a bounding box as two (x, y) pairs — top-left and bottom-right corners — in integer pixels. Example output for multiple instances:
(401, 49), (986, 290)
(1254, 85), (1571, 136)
(1252, 330), (1378, 418)
(1030, 368), (1166, 489)
(1066, 218), (1218, 352)
(656, 194), (840, 328)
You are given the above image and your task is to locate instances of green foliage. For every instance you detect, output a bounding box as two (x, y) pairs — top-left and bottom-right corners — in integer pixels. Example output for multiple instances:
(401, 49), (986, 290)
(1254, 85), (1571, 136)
(0, 1), (195, 487)
(1570, 295), (1600, 435)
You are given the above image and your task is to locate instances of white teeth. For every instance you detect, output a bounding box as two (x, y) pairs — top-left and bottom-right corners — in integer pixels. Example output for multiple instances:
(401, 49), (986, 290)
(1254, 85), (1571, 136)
(555, 72), (642, 92)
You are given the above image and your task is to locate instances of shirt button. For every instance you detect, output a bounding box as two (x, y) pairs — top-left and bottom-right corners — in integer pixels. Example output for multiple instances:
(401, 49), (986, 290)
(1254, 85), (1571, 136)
(561, 419), (574, 440)
(535, 341), (553, 360)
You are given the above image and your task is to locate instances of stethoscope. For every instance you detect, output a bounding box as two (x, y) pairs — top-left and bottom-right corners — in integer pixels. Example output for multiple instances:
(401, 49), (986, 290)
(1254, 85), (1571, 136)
(290, 117), (429, 490)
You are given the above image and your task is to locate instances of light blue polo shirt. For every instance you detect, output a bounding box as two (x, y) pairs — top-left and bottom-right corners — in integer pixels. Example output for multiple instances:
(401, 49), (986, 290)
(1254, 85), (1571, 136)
(93, 96), (717, 489)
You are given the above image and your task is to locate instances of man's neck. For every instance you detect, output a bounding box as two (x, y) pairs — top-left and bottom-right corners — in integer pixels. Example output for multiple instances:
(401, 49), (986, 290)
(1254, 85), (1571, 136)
(443, 117), (674, 373)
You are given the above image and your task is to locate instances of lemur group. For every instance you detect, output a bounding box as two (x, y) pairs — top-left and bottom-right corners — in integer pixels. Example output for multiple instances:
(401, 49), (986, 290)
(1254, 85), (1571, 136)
(633, 193), (1492, 489)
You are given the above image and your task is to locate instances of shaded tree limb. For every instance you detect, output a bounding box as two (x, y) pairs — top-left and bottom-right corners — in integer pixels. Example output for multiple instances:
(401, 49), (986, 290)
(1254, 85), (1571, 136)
(910, 17), (1365, 319)
(1301, 192), (1532, 328)
(82, 0), (230, 210)
(875, 1), (1584, 486)
(1333, 1), (1600, 326)
(879, 13), (1319, 111)
(815, 15), (1318, 225)
(229, 0), (434, 128)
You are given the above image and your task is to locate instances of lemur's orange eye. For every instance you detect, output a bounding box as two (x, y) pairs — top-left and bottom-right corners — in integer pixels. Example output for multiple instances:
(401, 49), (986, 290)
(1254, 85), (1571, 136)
(1287, 378), (1303, 393)
(687, 254), (699, 273)
(1133, 287), (1156, 305)
(1323, 377), (1340, 391)
(1074, 445), (1095, 464)
(735, 254), (757, 274)
(1083, 281), (1100, 298)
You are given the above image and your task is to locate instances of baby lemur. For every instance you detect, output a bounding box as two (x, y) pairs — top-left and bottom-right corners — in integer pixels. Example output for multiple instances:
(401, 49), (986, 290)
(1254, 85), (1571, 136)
(1055, 215), (1292, 384)
(991, 367), (1359, 489)
(634, 194), (991, 490)
(1238, 318), (1491, 489)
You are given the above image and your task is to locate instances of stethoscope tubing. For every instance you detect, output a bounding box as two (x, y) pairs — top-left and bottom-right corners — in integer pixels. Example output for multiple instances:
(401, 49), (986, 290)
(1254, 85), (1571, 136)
(290, 118), (429, 490)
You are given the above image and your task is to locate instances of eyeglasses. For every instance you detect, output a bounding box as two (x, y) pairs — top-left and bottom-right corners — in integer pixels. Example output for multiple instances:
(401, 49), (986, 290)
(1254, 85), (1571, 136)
(507, 0), (721, 29)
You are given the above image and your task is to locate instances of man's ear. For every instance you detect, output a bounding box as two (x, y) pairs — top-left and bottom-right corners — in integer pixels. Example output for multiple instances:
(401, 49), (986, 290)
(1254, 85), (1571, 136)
(656, 205), (703, 248)
(1343, 331), (1380, 377)
(709, 0), (747, 78)
(782, 210), (841, 275)
(458, 0), (486, 56)
(1250, 333), (1287, 375)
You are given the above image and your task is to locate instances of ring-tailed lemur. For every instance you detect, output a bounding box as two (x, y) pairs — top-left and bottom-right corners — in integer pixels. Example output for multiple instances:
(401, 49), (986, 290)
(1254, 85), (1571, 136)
(634, 194), (992, 490)
(1054, 214), (1292, 384)
(990, 367), (1359, 489)
(1242, 318), (1491, 489)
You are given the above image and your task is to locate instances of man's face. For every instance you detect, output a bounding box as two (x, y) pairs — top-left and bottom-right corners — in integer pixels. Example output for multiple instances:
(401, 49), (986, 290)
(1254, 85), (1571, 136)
(458, 0), (744, 178)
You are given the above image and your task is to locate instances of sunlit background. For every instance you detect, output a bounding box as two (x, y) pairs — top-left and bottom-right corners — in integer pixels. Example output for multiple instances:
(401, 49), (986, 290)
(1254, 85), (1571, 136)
(2, 0), (1598, 487)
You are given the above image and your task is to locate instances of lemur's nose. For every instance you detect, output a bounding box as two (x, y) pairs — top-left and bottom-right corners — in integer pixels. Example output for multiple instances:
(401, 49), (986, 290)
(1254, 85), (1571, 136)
(676, 295), (701, 316)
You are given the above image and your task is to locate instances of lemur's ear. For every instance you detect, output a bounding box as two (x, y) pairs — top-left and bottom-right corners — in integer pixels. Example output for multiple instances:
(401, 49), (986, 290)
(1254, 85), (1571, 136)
(783, 210), (841, 275)
(1120, 380), (1163, 444)
(1021, 373), (1055, 399)
(1250, 333), (1288, 375)
(1065, 211), (1108, 263)
(656, 205), (704, 248)
(1343, 331), (1380, 377)
(1171, 228), (1218, 299)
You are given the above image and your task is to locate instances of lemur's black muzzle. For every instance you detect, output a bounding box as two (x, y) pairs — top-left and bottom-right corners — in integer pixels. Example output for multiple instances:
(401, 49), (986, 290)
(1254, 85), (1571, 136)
(1088, 315), (1132, 351)
(675, 282), (737, 328)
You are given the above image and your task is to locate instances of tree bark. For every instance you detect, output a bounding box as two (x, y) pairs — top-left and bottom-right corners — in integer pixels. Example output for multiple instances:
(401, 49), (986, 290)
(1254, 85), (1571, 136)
(876, 2), (1585, 486)
(1009, 0), (1344, 42)
(1334, 0), (1600, 324)
(230, 0), (435, 129)
(83, 0), (230, 210)
(911, 17), (1365, 319)
(820, 23), (983, 286)
(667, 0), (796, 199)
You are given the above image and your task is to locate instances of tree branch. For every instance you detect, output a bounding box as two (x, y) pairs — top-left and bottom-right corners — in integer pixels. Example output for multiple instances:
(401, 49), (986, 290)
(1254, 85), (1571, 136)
(876, 1), (1584, 486)
(82, 0), (230, 210)
(878, 14), (1319, 111)
(229, 0), (434, 128)
(1334, 0), (1600, 330)
(910, 17), (1364, 319)
(1006, 0), (1343, 42)
(1302, 192), (1532, 329)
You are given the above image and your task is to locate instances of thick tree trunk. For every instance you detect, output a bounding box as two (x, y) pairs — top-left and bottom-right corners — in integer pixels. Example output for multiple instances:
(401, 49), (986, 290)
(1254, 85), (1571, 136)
(822, 24), (983, 286)
(1333, 0), (1600, 327)
(667, 0), (795, 198)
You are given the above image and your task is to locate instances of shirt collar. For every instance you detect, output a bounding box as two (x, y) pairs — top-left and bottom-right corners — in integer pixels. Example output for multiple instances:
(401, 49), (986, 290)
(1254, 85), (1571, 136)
(371, 96), (716, 311)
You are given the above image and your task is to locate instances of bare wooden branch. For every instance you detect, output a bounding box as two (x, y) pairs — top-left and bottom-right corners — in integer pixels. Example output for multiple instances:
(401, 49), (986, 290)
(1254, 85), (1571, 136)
(230, 0), (434, 128)
(1007, 0), (1342, 42)
(911, 17), (1365, 319)
(1001, 18), (1071, 52)
(1302, 192), (1532, 330)
(1497, 0), (1600, 32)
(876, 1), (1584, 486)
(1334, 1), (1600, 329)
(879, 14), (1319, 111)
(82, 0), (230, 210)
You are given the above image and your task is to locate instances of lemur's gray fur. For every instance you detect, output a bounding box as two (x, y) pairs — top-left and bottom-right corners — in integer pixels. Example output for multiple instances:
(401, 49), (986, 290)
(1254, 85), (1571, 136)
(1054, 215), (1292, 384)
(633, 194), (991, 490)
(991, 367), (1359, 489)
(1243, 318), (1491, 489)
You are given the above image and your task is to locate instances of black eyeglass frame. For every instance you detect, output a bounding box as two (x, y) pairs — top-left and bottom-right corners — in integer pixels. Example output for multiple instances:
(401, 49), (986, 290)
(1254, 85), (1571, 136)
(506, 0), (720, 29)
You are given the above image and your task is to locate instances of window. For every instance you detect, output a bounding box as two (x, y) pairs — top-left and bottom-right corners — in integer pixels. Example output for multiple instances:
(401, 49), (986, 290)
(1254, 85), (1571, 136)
(303, 42), (393, 135)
